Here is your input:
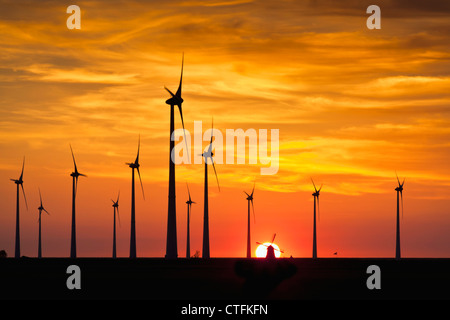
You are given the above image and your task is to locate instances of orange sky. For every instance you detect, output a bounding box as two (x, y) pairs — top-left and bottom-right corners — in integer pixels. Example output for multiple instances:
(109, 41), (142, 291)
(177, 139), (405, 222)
(1, 0), (449, 258)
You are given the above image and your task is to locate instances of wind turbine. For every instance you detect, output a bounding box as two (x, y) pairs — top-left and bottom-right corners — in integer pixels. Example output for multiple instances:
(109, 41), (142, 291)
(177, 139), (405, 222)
(70, 145), (86, 259)
(395, 173), (405, 260)
(201, 119), (220, 259)
(244, 183), (256, 258)
(37, 188), (49, 258)
(10, 156), (28, 258)
(112, 191), (120, 259)
(185, 183), (196, 259)
(164, 53), (189, 259)
(311, 178), (322, 259)
(126, 136), (145, 258)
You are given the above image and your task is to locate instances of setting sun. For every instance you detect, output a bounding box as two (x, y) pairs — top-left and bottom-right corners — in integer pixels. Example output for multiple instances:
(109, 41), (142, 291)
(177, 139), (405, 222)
(255, 243), (281, 258)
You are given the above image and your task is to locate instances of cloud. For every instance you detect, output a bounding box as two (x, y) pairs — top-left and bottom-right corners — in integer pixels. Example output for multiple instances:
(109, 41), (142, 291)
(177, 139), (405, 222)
(24, 65), (141, 84)
(1, 0), (450, 186)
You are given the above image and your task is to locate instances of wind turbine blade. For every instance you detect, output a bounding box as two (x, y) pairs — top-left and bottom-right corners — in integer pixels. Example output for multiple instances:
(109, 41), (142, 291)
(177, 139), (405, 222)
(206, 119), (214, 155)
(396, 171), (401, 187)
(402, 178), (405, 188)
(272, 233), (276, 243)
(177, 104), (186, 134)
(39, 188), (43, 207)
(251, 182), (255, 197)
(317, 195), (320, 222)
(210, 117), (214, 143)
(251, 199), (255, 223)
(39, 188), (49, 214)
(136, 167), (145, 200)
(186, 183), (192, 202)
(318, 184), (323, 192)
(135, 135), (140, 165)
(75, 175), (79, 197)
(117, 190), (120, 204)
(20, 183), (28, 211)
(211, 158), (220, 191)
(176, 52), (184, 97)
(207, 140), (213, 154)
(400, 190), (404, 219)
(177, 105), (190, 163)
(164, 86), (175, 97)
(70, 144), (78, 173)
(19, 156), (25, 181)
(244, 191), (250, 197)
(311, 177), (317, 192)
(117, 207), (121, 227)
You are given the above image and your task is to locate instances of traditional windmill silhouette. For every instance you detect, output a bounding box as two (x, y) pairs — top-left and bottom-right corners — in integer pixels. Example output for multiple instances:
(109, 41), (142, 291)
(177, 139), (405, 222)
(164, 53), (189, 259)
(70, 146), (86, 258)
(126, 136), (145, 258)
(311, 178), (322, 259)
(244, 183), (256, 258)
(201, 119), (220, 259)
(111, 191), (120, 259)
(395, 173), (405, 260)
(10, 157), (28, 258)
(256, 234), (284, 259)
(185, 183), (195, 258)
(37, 188), (49, 258)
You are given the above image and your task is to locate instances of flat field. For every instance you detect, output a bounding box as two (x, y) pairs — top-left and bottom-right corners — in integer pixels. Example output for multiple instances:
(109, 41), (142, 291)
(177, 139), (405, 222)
(0, 258), (448, 300)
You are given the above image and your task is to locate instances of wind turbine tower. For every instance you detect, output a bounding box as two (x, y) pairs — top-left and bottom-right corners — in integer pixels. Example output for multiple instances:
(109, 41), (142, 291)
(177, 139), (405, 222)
(10, 157), (28, 258)
(164, 53), (189, 259)
(201, 120), (220, 259)
(37, 189), (49, 258)
(112, 191), (120, 259)
(126, 136), (145, 258)
(311, 178), (322, 259)
(395, 174), (405, 260)
(185, 184), (195, 258)
(70, 146), (86, 259)
(244, 183), (255, 258)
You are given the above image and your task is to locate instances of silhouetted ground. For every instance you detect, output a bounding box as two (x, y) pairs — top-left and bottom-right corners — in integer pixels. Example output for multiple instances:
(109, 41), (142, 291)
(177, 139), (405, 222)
(0, 257), (449, 300)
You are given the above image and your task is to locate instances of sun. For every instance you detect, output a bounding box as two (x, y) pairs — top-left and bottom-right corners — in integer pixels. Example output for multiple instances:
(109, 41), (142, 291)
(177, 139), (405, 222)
(255, 243), (281, 258)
